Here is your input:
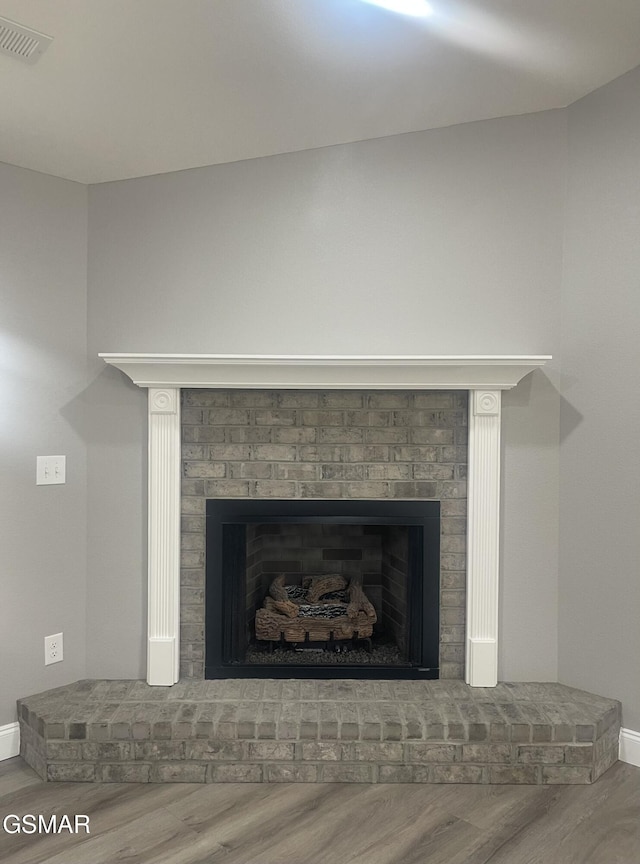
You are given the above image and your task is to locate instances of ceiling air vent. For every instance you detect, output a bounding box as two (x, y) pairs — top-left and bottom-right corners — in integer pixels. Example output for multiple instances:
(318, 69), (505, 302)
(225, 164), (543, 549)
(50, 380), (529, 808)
(0, 16), (52, 64)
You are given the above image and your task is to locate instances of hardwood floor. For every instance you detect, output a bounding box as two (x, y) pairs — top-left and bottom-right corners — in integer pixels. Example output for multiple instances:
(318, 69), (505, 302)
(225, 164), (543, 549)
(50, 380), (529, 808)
(1, 757), (638, 863)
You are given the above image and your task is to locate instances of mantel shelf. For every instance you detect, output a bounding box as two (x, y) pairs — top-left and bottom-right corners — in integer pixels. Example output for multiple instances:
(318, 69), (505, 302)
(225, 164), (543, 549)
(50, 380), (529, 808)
(99, 354), (550, 390)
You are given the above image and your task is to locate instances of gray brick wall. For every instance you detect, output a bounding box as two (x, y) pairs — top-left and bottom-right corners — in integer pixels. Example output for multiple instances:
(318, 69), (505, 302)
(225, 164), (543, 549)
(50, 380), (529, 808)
(181, 390), (468, 679)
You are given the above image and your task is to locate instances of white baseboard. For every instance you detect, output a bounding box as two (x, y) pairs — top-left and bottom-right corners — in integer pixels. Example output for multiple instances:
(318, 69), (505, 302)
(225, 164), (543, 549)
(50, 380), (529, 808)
(619, 728), (640, 768)
(0, 722), (20, 761)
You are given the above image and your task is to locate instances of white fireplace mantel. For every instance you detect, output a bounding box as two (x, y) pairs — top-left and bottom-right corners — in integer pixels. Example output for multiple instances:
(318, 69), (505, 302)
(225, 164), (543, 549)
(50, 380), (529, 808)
(99, 353), (548, 391)
(99, 353), (550, 688)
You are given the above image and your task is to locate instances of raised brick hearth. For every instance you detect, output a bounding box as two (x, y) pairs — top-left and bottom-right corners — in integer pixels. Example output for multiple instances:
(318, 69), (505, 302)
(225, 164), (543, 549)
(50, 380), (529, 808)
(18, 680), (620, 784)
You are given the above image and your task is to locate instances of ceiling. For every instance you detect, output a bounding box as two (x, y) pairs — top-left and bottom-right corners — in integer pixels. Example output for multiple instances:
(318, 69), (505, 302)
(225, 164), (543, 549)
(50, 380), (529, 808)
(1, 0), (640, 184)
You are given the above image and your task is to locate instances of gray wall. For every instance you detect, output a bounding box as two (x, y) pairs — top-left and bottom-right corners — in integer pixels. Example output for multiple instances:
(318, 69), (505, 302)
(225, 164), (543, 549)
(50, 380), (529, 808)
(559, 66), (640, 729)
(87, 109), (564, 681)
(6, 65), (639, 734)
(0, 163), (88, 726)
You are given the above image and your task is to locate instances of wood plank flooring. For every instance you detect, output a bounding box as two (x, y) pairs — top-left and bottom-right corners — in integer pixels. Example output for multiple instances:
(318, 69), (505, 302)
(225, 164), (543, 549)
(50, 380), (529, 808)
(1, 756), (638, 864)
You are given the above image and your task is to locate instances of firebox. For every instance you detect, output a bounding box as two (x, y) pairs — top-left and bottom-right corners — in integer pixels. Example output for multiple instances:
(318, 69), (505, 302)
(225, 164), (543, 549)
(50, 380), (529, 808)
(205, 499), (440, 679)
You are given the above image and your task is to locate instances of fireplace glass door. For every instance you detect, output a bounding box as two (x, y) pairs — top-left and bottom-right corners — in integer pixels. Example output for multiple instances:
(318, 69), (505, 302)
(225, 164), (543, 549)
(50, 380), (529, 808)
(205, 500), (440, 679)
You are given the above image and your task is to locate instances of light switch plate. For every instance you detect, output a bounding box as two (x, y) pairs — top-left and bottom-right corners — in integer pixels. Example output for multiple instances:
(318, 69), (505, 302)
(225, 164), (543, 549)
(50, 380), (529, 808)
(36, 455), (66, 485)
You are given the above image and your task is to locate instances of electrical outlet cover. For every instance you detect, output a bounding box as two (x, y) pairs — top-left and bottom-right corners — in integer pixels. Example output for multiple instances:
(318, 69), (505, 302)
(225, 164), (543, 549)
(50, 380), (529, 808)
(44, 632), (63, 665)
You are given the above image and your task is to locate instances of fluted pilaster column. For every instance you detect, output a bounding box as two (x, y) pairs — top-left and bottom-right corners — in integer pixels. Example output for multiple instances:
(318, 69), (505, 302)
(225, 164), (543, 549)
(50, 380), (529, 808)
(147, 388), (181, 685)
(466, 390), (502, 686)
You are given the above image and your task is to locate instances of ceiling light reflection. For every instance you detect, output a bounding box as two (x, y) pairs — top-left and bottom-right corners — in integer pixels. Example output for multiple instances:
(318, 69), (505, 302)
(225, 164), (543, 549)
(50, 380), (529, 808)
(361, 0), (434, 19)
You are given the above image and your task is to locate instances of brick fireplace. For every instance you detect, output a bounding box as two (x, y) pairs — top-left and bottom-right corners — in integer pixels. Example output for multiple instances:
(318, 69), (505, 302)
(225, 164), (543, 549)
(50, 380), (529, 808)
(180, 388), (466, 679)
(99, 354), (550, 688)
(19, 354), (624, 787)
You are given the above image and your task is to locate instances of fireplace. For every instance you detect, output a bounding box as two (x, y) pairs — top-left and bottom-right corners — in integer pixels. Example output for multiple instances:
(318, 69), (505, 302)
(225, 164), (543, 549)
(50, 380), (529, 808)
(99, 353), (551, 687)
(205, 499), (440, 678)
(181, 386), (467, 679)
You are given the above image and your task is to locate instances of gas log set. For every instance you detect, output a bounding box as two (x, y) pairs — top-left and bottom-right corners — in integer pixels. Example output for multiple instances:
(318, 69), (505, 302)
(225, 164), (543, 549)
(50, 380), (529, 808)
(254, 574), (377, 653)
